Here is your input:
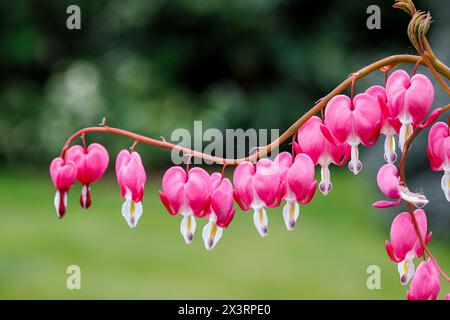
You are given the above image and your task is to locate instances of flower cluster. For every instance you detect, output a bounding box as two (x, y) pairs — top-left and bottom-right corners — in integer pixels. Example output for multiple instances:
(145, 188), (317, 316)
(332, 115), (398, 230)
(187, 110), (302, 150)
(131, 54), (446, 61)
(50, 145), (147, 228)
(50, 69), (449, 299)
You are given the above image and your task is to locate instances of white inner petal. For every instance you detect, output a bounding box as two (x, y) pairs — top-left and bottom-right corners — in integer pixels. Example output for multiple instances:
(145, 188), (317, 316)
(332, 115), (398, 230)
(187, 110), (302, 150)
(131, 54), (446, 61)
(54, 190), (61, 217)
(397, 257), (415, 286)
(282, 200), (300, 231)
(81, 184), (89, 209)
(121, 197), (143, 228)
(398, 185), (428, 208)
(348, 145), (362, 175)
(398, 123), (413, 152)
(383, 134), (397, 163)
(441, 171), (450, 202)
(252, 207), (268, 237)
(319, 165), (332, 195)
(202, 215), (223, 251)
(180, 212), (196, 244)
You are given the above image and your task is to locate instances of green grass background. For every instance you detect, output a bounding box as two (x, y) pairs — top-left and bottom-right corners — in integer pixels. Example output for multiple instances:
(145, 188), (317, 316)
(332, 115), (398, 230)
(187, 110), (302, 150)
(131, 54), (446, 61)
(0, 168), (448, 299)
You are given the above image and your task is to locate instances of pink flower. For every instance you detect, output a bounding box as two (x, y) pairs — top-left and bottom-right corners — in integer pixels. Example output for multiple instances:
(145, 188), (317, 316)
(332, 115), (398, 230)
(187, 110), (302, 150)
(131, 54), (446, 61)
(115, 150), (147, 228)
(386, 70), (434, 151)
(386, 209), (432, 285)
(295, 116), (350, 195)
(445, 293), (450, 300)
(275, 152), (316, 230)
(407, 259), (440, 300)
(66, 143), (109, 209)
(202, 173), (235, 250)
(50, 157), (77, 218)
(366, 85), (401, 163)
(233, 158), (284, 237)
(322, 93), (382, 175)
(427, 122), (450, 201)
(373, 164), (428, 209)
(159, 166), (210, 244)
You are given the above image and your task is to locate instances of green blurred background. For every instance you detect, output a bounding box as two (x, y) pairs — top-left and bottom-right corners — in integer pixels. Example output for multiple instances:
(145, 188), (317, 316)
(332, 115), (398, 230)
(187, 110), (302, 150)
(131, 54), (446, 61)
(0, 0), (449, 299)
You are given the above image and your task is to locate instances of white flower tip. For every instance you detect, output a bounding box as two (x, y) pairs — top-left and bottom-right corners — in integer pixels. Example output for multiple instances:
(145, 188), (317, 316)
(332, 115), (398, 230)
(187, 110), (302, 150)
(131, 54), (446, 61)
(283, 201), (299, 231)
(398, 258), (415, 286)
(253, 208), (268, 237)
(398, 185), (428, 208)
(181, 214), (196, 244)
(202, 220), (223, 251)
(121, 199), (143, 228)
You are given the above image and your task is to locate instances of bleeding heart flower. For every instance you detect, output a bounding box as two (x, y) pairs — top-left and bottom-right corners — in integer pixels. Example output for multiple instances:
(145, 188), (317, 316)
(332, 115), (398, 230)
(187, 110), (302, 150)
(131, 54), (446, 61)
(366, 85), (401, 163)
(385, 209), (432, 286)
(295, 116), (350, 195)
(373, 164), (428, 209)
(275, 152), (317, 230)
(407, 259), (440, 300)
(115, 150), (147, 228)
(50, 157), (78, 218)
(445, 293), (450, 300)
(233, 158), (284, 237)
(427, 122), (450, 201)
(323, 93), (382, 175)
(66, 143), (109, 209)
(202, 173), (235, 250)
(159, 166), (210, 244)
(386, 70), (434, 151)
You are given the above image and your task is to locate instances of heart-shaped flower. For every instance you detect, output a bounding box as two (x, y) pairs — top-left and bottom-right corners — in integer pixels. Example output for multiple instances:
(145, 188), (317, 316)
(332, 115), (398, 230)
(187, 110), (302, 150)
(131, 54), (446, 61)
(160, 166), (210, 244)
(50, 157), (78, 218)
(66, 143), (109, 209)
(115, 150), (147, 228)
(296, 116), (350, 195)
(427, 122), (450, 201)
(322, 93), (382, 175)
(386, 70), (434, 151)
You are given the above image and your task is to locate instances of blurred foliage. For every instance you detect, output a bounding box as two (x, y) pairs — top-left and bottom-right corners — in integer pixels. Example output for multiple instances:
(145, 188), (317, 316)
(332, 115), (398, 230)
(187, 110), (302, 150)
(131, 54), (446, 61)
(0, 0), (429, 166)
(0, 0), (448, 234)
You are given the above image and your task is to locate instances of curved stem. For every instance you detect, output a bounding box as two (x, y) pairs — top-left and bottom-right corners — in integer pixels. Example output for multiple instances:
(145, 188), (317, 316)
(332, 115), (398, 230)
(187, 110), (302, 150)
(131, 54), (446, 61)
(60, 54), (430, 165)
(398, 104), (450, 282)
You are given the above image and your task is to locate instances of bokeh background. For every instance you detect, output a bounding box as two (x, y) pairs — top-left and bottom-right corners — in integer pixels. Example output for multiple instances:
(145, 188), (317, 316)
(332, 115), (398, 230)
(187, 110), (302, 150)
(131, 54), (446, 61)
(0, 0), (449, 299)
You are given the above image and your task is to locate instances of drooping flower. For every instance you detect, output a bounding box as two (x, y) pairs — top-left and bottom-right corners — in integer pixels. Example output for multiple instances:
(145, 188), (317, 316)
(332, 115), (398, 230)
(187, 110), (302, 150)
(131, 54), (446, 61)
(427, 122), (450, 201)
(407, 259), (440, 300)
(366, 85), (401, 163)
(202, 173), (235, 250)
(386, 70), (434, 151)
(115, 150), (147, 228)
(373, 163), (428, 208)
(295, 116), (350, 195)
(385, 209), (432, 285)
(233, 158), (284, 237)
(50, 157), (78, 218)
(66, 143), (109, 209)
(159, 166), (210, 244)
(322, 93), (382, 175)
(275, 152), (316, 230)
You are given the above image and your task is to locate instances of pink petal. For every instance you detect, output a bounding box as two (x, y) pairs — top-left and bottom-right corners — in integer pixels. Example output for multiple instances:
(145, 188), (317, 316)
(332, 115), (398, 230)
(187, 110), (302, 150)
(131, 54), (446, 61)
(185, 167), (210, 217)
(254, 158), (280, 207)
(161, 166), (187, 214)
(50, 157), (77, 191)
(386, 69), (410, 119)
(66, 143), (109, 185)
(352, 93), (382, 146)
(287, 154), (316, 202)
(233, 162), (255, 209)
(427, 122), (448, 171)
(376, 164), (400, 199)
(210, 177), (235, 228)
(406, 74), (434, 125)
(407, 259), (441, 300)
(324, 95), (353, 144)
